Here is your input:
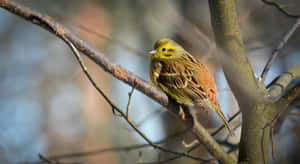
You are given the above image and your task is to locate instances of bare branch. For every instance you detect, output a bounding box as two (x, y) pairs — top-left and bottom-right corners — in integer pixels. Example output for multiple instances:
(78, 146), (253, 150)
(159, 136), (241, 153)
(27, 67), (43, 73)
(182, 139), (199, 148)
(208, 0), (272, 163)
(137, 142), (212, 164)
(126, 80), (137, 118)
(273, 84), (300, 117)
(267, 85), (300, 160)
(261, 0), (300, 18)
(26, 130), (188, 164)
(216, 140), (238, 149)
(0, 0), (169, 108)
(209, 0), (263, 104)
(148, 110), (242, 164)
(38, 154), (57, 164)
(38, 154), (80, 164)
(136, 157), (184, 164)
(260, 19), (300, 81)
(192, 118), (236, 164)
(268, 65), (300, 99)
(62, 35), (206, 161)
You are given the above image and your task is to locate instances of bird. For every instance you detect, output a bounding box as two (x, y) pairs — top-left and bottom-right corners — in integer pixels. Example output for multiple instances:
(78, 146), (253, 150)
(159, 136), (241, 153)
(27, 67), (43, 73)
(149, 38), (232, 134)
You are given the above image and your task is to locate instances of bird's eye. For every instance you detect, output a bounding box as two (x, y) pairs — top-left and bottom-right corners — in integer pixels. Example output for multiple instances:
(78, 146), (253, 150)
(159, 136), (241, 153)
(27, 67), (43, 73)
(162, 48), (166, 52)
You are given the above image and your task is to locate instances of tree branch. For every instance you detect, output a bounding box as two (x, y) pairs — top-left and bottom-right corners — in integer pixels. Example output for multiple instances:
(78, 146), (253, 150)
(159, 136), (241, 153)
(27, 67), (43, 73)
(208, 0), (270, 164)
(260, 19), (300, 82)
(192, 119), (236, 164)
(0, 0), (169, 107)
(268, 65), (300, 99)
(61, 35), (206, 161)
(266, 84), (300, 123)
(26, 130), (188, 164)
(208, 0), (266, 107)
(276, 85), (300, 109)
(261, 0), (300, 18)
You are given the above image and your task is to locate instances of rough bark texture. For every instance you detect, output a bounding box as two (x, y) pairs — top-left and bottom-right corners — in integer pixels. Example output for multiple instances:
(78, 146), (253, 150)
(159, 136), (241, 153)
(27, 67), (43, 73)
(208, 0), (270, 164)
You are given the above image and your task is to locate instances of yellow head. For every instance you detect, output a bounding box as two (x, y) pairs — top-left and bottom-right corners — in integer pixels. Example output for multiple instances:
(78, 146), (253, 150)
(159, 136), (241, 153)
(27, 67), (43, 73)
(149, 39), (184, 60)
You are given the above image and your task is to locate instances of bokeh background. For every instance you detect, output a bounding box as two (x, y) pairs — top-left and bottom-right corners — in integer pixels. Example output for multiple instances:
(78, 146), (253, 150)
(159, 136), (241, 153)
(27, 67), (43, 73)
(0, 0), (299, 163)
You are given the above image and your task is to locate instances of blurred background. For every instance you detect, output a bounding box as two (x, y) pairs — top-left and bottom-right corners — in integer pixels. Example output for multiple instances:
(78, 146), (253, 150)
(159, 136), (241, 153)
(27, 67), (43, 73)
(0, 0), (299, 163)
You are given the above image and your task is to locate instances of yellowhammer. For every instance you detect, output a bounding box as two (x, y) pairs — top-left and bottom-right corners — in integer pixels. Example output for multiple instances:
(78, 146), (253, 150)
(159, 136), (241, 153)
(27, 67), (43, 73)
(149, 38), (232, 134)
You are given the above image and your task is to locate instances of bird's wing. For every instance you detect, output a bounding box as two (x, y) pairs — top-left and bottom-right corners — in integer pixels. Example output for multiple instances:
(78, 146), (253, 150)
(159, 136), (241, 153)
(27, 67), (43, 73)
(157, 60), (208, 101)
(190, 59), (219, 106)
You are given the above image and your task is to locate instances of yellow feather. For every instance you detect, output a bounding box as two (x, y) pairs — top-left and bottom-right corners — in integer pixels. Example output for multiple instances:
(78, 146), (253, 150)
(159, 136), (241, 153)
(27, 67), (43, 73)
(149, 39), (233, 134)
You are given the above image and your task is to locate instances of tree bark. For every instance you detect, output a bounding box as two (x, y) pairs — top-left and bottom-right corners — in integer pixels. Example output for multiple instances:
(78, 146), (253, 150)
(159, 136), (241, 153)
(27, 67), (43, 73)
(208, 0), (270, 163)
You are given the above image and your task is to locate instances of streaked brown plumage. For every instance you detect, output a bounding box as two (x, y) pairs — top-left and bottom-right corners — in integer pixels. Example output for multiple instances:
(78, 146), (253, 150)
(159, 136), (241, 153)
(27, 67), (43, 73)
(149, 39), (232, 134)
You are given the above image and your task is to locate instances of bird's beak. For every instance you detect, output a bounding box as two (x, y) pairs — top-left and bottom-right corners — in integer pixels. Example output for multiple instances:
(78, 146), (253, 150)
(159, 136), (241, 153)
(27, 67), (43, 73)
(149, 50), (158, 54)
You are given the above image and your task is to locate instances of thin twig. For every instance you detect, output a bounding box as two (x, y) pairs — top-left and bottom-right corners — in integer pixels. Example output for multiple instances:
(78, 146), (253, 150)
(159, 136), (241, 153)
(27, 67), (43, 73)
(40, 143), (164, 163)
(38, 154), (80, 164)
(261, 0), (300, 18)
(142, 110), (242, 164)
(269, 84), (300, 127)
(227, 146), (239, 154)
(262, 110), (282, 162)
(216, 139), (238, 149)
(26, 130), (189, 164)
(137, 143), (211, 164)
(126, 80), (137, 118)
(0, 0), (169, 110)
(182, 139), (199, 148)
(225, 122), (241, 141)
(263, 85), (300, 161)
(38, 154), (56, 164)
(137, 156), (205, 164)
(145, 138), (204, 164)
(260, 19), (300, 82)
(61, 36), (207, 161)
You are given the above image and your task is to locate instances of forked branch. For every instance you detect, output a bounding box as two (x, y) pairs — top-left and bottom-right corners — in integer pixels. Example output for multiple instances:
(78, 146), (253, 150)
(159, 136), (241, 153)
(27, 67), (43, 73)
(261, 19), (300, 82)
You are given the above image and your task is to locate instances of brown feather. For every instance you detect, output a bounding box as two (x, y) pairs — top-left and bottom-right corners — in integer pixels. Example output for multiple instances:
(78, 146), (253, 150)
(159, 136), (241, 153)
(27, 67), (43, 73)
(149, 39), (233, 134)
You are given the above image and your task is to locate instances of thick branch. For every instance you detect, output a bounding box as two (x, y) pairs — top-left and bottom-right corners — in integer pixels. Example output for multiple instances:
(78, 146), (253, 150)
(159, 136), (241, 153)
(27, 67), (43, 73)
(0, 0), (169, 107)
(208, 1), (269, 164)
(208, 0), (265, 106)
(0, 0), (191, 127)
(192, 119), (236, 164)
(268, 65), (300, 99)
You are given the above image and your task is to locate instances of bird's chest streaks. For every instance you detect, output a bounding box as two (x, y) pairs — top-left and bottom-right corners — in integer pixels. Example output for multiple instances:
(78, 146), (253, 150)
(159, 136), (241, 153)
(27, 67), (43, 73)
(160, 62), (178, 74)
(157, 61), (188, 89)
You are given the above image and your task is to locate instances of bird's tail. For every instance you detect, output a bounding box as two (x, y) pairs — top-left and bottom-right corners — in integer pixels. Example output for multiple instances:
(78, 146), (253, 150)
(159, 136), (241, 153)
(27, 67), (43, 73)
(203, 99), (234, 136)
